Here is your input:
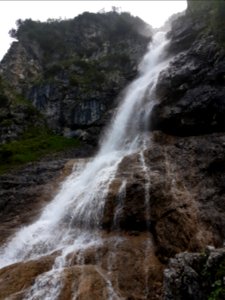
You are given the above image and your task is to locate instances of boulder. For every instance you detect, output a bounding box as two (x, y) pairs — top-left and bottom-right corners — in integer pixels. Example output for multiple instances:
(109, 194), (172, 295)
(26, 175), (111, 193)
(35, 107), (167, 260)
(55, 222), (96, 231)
(163, 247), (225, 300)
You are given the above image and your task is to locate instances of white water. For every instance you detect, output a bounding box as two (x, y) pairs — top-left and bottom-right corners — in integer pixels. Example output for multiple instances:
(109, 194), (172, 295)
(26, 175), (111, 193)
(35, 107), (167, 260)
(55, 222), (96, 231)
(0, 31), (170, 298)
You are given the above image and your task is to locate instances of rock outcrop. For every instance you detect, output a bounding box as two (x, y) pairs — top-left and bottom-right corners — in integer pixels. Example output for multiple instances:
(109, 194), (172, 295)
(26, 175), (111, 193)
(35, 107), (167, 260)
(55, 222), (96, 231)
(0, 77), (45, 144)
(149, 2), (225, 297)
(163, 247), (225, 300)
(0, 12), (151, 144)
(151, 23), (225, 136)
(101, 131), (225, 261)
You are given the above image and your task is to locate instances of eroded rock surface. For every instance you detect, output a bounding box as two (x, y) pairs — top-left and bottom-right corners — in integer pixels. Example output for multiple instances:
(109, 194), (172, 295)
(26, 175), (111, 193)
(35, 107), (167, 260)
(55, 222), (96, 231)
(1, 127), (225, 300)
(0, 233), (163, 300)
(148, 132), (225, 261)
(151, 35), (225, 136)
(101, 131), (225, 263)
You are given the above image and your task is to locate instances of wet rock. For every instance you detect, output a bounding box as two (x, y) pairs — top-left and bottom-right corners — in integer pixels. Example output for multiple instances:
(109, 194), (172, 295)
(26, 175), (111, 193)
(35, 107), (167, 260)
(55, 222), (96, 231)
(100, 129), (225, 265)
(147, 132), (225, 261)
(151, 85), (225, 136)
(151, 23), (225, 136)
(60, 265), (108, 300)
(0, 154), (91, 245)
(0, 254), (55, 300)
(1, 7), (225, 300)
(0, 232), (163, 300)
(166, 13), (207, 54)
(102, 153), (148, 231)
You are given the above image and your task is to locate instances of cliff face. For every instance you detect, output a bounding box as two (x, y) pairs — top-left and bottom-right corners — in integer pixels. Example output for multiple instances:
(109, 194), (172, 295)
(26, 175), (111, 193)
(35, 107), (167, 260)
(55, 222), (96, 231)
(0, 3), (225, 300)
(0, 12), (151, 144)
(150, 2), (225, 298)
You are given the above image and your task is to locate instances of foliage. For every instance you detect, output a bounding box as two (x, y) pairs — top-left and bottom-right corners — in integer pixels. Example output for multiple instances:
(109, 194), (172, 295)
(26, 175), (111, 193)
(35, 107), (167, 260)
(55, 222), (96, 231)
(9, 18), (66, 59)
(208, 280), (225, 300)
(0, 9), (150, 172)
(210, 1), (225, 45)
(0, 93), (8, 108)
(200, 254), (225, 300)
(187, 0), (225, 46)
(0, 127), (80, 174)
(0, 77), (9, 108)
(8, 10), (150, 63)
(0, 76), (80, 174)
(187, 0), (213, 13)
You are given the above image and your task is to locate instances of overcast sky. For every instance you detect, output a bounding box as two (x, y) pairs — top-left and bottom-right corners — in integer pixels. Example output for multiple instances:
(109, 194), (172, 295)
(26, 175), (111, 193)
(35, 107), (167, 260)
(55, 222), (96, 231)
(0, 1), (187, 60)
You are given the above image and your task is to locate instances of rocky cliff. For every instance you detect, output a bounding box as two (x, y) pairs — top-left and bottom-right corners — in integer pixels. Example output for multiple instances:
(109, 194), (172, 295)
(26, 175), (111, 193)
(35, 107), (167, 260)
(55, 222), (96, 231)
(150, 1), (225, 298)
(0, 11), (151, 144)
(0, 2), (225, 300)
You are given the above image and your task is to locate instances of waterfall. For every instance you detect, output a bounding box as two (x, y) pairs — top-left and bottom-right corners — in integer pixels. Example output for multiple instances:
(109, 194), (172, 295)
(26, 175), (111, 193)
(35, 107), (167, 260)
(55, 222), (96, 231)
(0, 31), (171, 299)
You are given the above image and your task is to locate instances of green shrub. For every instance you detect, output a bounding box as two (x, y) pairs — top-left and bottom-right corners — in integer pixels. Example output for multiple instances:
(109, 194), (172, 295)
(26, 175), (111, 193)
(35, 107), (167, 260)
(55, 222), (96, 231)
(200, 255), (225, 300)
(210, 1), (225, 45)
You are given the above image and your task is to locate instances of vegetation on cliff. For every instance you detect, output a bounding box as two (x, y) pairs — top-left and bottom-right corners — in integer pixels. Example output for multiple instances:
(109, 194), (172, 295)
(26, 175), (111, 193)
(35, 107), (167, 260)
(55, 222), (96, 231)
(9, 11), (151, 62)
(0, 75), (44, 142)
(0, 10), (151, 154)
(187, 0), (225, 45)
(0, 128), (80, 174)
(0, 10), (151, 173)
(0, 76), (79, 173)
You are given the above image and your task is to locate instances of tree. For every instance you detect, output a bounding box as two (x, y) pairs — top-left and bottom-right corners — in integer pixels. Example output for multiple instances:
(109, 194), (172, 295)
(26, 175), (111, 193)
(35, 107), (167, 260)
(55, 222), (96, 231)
(111, 6), (120, 13)
(8, 28), (17, 39)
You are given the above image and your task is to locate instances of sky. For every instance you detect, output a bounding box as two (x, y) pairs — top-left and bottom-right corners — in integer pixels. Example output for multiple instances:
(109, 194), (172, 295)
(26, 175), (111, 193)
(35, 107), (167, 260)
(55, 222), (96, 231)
(0, 1), (187, 60)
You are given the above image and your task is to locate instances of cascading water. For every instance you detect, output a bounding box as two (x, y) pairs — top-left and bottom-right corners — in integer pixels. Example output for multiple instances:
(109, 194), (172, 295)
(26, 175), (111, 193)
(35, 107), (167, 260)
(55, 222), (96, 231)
(0, 31), (171, 299)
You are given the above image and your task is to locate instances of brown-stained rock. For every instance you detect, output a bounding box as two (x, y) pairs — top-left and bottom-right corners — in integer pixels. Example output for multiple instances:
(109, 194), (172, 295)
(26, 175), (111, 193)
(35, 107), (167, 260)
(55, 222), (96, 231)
(102, 153), (148, 231)
(63, 232), (164, 300)
(60, 265), (108, 300)
(0, 232), (163, 300)
(101, 130), (225, 264)
(0, 254), (55, 300)
(147, 131), (225, 261)
(1, 130), (224, 299)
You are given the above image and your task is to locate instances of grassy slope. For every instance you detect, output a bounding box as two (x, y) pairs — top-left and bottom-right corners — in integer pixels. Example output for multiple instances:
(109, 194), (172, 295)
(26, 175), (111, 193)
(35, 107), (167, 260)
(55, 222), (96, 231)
(0, 129), (80, 174)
